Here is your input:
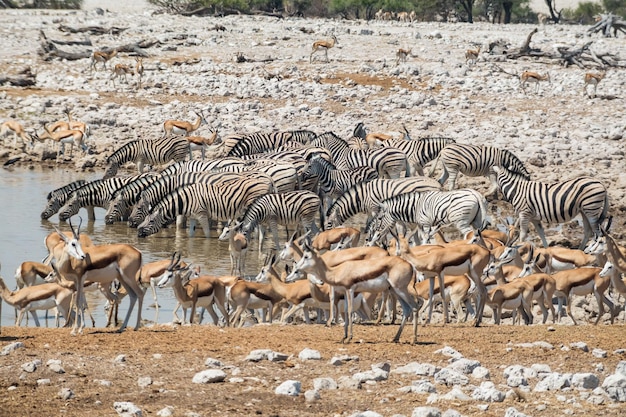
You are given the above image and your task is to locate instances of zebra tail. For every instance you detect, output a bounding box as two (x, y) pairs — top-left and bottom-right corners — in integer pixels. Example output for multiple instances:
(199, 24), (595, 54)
(427, 154), (441, 178)
(598, 192), (610, 232)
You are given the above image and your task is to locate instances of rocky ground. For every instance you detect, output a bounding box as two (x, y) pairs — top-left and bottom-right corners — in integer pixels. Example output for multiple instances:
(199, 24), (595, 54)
(1, 7), (626, 417)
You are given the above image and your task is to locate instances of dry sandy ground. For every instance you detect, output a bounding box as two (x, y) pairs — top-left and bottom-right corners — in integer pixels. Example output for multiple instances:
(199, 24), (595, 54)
(0, 324), (625, 417)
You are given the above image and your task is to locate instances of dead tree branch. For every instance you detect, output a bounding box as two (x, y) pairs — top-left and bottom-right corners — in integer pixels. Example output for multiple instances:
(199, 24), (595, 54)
(58, 25), (128, 36)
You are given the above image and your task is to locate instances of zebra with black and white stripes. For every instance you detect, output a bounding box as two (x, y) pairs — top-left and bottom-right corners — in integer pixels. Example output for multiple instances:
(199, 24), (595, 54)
(41, 179), (87, 220)
(104, 173), (162, 224)
(226, 130), (317, 157)
(325, 177), (442, 229)
(493, 166), (609, 249)
(137, 178), (271, 238)
(232, 190), (322, 254)
(302, 153), (378, 207)
(58, 174), (147, 221)
(373, 137), (456, 176)
(160, 158), (246, 177)
(127, 171), (253, 228)
(103, 136), (190, 179)
(366, 189), (490, 245)
(313, 132), (410, 179)
(430, 143), (530, 194)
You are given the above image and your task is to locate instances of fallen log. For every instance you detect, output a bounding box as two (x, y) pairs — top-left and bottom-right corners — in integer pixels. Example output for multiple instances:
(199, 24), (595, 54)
(58, 24), (128, 36)
(587, 13), (626, 37)
(0, 67), (36, 87)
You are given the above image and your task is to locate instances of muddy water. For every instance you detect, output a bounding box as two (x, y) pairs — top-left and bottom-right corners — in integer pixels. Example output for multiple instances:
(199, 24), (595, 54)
(0, 167), (264, 328)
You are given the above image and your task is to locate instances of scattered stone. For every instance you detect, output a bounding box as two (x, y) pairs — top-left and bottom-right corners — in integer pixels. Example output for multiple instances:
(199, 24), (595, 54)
(245, 349), (273, 362)
(571, 373), (599, 390)
(504, 407), (531, 417)
(338, 375), (361, 390)
(434, 368), (469, 386)
(349, 411), (383, 417)
(442, 410), (462, 417)
(602, 373), (626, 401)
(393, 362), (439, 376)
(275, 380), (301, 396)
(304, 389), (320, 402)
(439, 387), (471, 401)
(267, 351), (289, 362)
(534, 373), (571, 392)
(21, 361), (39, 373)
(113, 401), (142, 417)
(531, 364), (552, 377)
(471, 366), (491, 380)
(37, 378), (51, 386)
(412, 406), (441, 417)
(313, 377), (337, 391)
(616, 361), (626, 376)
(47, 361), (65, 374)
(192, 370), (226, 384)
(114, 354), (127, 363)
(298, 348), (321, 361)
(503, 365), (537, 387)
(156, 406), (174, 417)
(137, 376), (152, 388)
(398, 379), (437, 394)
(373, 362), (391, 373)
(447, 358), (481, 374)
(353, 367), (389, 383)
(204, 357), (223, 368)
(434, 346), (463, 359)
(1, 342), (25, 356)
(58, 387), (74, 400)
(570, 342), (589, 352)
(592, 348), (607, 358)
(471, 381), (505, 402)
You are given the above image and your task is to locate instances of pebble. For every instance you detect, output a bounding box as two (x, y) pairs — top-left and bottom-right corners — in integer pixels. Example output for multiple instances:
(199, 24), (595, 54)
(275, 380), (301, 396)
(192, 370), (226, 384)
(298, 348), (321, 360)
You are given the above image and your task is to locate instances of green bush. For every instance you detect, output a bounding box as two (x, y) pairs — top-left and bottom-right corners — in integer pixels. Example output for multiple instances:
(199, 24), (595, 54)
(562, 1), (603, 23)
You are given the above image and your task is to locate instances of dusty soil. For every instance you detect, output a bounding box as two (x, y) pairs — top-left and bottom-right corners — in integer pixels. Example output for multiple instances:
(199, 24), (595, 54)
(1, 324), (625, 417)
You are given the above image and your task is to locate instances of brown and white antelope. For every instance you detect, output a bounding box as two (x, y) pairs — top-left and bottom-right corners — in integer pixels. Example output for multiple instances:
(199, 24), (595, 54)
(0, 274), (72, 328)
(465, 46), (480, 66)
(37, 124), (87, 158)
(162, 111), (207, 138)
(520, 71), (551, 94)
(228, 276), (284, 327)
(310, 34), (338, 63)
(583, 71), (606, 98)
(218, 221), (248, 278)
(311, 226), (361, 251)
(396, 48), (411, 65)
(286, 239), (421, 344)
(135, 57), (144, 89)
(90, 49), (118, 71)
(50, 221), (144, 334)
(0, 120), (33, 148)
(109, 63), (134, 87)
(413, 274), (476, 324)
(15, 261), (53, 289)
(186, 129), (219, 160)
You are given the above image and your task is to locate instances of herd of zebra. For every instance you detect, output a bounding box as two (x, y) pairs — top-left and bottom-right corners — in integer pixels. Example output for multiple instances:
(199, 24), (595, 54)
(7, 123), (624, 339)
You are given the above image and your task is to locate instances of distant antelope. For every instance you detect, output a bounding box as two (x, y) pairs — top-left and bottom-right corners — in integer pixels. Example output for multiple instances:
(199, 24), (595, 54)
(0, 120), (32, 148)
(109, 63), (134, 87)
(396, 48), (411, 65)
(310, 34), (338, 63)
(162, 111), (207, 138)
(135, 57), (144, 89)
(583, 71), (606, 98)
(520, 71), (551, 94)
(89, 49), (118, 71)
(465, 46), (481, 66)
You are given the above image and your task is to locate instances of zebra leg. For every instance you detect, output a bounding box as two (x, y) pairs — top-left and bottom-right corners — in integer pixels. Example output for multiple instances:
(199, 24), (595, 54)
(196, 215), (211, 238)
(438, 272), (449, 324)
(531, 219), (549, 248)
(579, 214), (593, 250)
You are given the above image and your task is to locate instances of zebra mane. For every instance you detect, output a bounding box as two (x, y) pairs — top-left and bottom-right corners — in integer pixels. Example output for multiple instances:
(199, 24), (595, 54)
(106, 139), (140, 164)
(496, 165), (530, 182)
(499, 148), (530, 179)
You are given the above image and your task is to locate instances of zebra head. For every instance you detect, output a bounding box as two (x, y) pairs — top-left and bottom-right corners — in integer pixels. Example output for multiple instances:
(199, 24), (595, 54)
(58, 193), (81, 222)
(137, 209), (166, 238)
(41, 197), (63, 220)
(128, 196), (150, 228)
(103, 162), (119, 180)
(104, 193), (126, 225)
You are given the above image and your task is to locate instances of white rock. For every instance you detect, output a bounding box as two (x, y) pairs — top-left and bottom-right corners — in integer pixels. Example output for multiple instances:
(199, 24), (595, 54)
(298, 348), (321, 360)
(304, 389), (320, 402)
(534, 373), (571, 392)
(313, 377), (337, 391)
(156, 406), (174, 417)
(411, 406), (441, 417)
(439, 387), (471, 401)
(245, 349), (273, 362)
(113, 401), (142, 417)
(504, 407), (531, 417)
(447, 358), (480, 374)
(398, 380), (437, 394)
(192, 370), (226, 384)
(570, 342), (589, 352)
(471, 366), (490, 380)
(267, 351), (289, 362)
(471, 381), (505, 402)
(602, 374), (626, 402)
(616, 361), (626, 376)
(204, 357), (223, 368)
(571, 373), (599, 390)
(137, 376), (152, 388)
(349, 411), (383, 417)
(434, 368), (469, 386)
(592, 349), (607, 358)
(58, 387), (74, 400)
(36, 379), (51, 386)
(275, 380), (301, 396)
(393, 362), (439, 376)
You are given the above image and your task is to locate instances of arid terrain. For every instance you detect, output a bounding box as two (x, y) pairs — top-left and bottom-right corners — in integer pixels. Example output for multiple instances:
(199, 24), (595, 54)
(1, 324), (625, 417)
(0, 5), (626, 417)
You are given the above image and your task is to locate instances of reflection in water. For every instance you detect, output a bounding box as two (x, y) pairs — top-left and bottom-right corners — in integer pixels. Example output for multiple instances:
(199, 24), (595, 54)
(0, 167), (264, 328)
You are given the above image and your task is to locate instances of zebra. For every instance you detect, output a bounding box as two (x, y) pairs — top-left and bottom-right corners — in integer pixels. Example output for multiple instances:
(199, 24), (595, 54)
(137, 178), (271, 238)
(160, 158), (246, 177)
(226, 130), (317, 157)
(218, 158), (300, 193)
(374, 137), (457, 176)
(325, 177), (443, 229)
(302, 152), (378, 211)
(104, 173), (162, 224)
(229, 190), (322, 254)
(493, 166), (609, 249)
(57, 174), (147, 221)
(127, 171), (254, 228)
(366, 189), (490, 246)
(312, 132), (410, 179)
(429, 143), (530, 194)
(103, 136), (190, 179)
(41, 179), (87, 220)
